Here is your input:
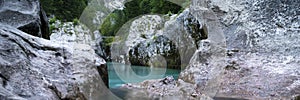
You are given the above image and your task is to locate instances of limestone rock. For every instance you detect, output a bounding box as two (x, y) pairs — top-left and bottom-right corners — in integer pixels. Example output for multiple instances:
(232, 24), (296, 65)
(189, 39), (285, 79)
(0, 24), (112, 99)
(179, 0), (300, 99)
(49, 20), (109, 88)
(0, 0), (50, 39)
(111, 11), (209, 69)
(206, 0), (300, 99)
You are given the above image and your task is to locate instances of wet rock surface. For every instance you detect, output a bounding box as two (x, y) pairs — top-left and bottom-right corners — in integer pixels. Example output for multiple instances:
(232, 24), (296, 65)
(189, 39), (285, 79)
(0, 24), (110, 99)
(0, 0), (50, 39)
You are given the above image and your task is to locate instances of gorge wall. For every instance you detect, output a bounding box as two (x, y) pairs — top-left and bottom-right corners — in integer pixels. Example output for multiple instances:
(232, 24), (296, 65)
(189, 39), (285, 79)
(0, 0), (112, 99)
(119, 0), (300, 99)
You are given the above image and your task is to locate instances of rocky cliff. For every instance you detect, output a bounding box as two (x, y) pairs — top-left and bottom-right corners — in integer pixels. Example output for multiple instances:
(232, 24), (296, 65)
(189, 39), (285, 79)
(110, 11), (210, 69)
(0, 24), (113, 99)
(179, 0), (300, 99)
(0, 0), (112, 99)
(204, 0), (300, 99)
(0, 0), (50, 39)
(119, 0), (299, 99)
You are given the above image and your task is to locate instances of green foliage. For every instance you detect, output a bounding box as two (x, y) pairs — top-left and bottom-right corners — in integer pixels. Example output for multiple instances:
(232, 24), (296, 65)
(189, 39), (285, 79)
(40, 0), (88, 21)
(49, 17), (57, 24)
(73, 18), (80, 25)
(103, 37), (115, 46)
(150, 0), (182, 14)
(99, 0), (184, 37)
(153, 35), (158, 40)
(100, 10), (127, 36)
(49, 24), (56, 33)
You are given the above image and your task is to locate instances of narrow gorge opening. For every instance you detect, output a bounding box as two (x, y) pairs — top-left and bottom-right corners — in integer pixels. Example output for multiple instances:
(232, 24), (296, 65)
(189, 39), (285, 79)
(101, 0), (186, 89)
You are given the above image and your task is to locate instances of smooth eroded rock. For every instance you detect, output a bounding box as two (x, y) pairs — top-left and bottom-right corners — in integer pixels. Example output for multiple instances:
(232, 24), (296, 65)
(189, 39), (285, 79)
(0, 24), (113, 99)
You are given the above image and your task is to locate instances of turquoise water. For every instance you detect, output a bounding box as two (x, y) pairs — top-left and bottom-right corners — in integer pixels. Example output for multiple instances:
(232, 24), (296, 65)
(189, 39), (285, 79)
(107, 62), (181, 88)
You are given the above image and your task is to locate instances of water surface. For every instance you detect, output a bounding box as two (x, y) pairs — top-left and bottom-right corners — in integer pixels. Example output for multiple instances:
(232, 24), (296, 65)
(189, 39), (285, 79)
(107, 62), (181, 88)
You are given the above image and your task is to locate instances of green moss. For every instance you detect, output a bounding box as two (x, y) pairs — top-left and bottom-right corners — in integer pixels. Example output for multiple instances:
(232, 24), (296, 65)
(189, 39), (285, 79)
(73, 18), (80, 25)
(103, 37), (115, 46)
(153, 36), (158, 40)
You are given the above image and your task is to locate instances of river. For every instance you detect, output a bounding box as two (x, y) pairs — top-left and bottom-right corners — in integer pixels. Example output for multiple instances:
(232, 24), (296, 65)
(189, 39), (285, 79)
(107, 62), (181, 88)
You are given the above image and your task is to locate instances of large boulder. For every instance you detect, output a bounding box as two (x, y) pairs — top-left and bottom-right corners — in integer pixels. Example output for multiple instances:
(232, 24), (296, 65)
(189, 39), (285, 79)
(179, 0), (300, 99)
(0, 24), (114, 99)
(49, 20), (109, 88)
(0, 0), (50, 39)
(206, 0), (300, 99)
(110, 11), (208, 69)
(128, 35), (181, 69)
(124, 0), (300, 99)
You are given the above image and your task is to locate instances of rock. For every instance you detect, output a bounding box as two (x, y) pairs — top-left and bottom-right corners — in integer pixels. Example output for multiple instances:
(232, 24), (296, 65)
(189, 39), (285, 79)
(49, 20), (109, 88)
(0, 0), (50, 39)
(178, 0), (300, 99)
(203, 0), (300, 99)
(111, 15), (183, 69)
(128, 35), (181, 69)
(50, 20), (94, 45)
(110, 10), (210, 69)
(93, 31), (108, 60)
(80, 0), (126, 31)
(0, 24), (113, 99)
(159, 76), (176, 85)
(120, 77), (213, 100)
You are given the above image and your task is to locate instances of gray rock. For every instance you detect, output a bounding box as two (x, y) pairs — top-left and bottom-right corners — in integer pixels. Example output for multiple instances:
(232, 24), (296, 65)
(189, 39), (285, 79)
(0, 24), (113, 99)
(49, 20), (109, 88)
(93, 31), (107, 60)
(0, 0), (50, 39)
(128, 35), (181, 69)
(206, 0), (300, 99)
(120, 77), (213, 100)
(111, 11), (209, 69)
(179, 0), (300, 99)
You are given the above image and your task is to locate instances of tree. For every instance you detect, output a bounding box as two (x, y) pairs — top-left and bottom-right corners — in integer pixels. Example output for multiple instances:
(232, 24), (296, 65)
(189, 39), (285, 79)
(40, 0), (88, 21)
(99, 0), (184, 36)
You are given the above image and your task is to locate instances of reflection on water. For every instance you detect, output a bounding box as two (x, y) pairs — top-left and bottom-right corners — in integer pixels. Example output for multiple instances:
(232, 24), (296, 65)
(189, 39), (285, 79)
(108, 62), (181, 88)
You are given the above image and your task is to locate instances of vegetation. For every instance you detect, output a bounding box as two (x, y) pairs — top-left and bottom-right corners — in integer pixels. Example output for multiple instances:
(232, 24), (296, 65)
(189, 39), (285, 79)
(100, 0), (183, 36)
(73, 18), (80, 25)
(40, 0), (88, 21)
(100, 10), (127, 36)
(49, 24), (56, 33)
(49, 17), (58, 33)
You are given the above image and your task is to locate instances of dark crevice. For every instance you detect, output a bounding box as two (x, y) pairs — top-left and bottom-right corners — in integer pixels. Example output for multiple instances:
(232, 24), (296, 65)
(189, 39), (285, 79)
(96, 64), (109, 88)
(39, 5), (50, 39)
(2, 29), (37, 57)
(0, 74), (8, 87)
(48, 85), (62, 99)
(6, 36), (35, 58)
